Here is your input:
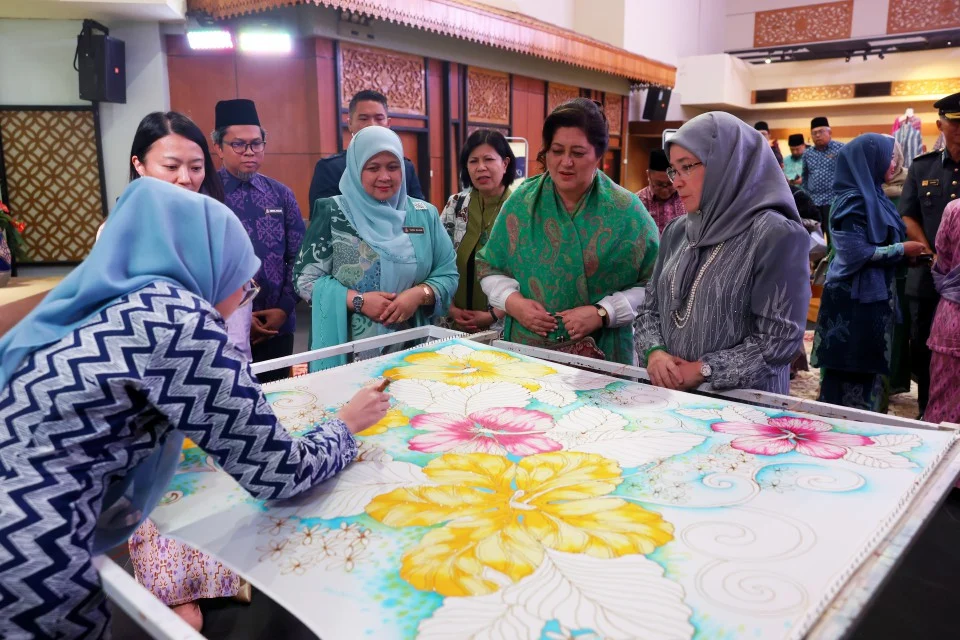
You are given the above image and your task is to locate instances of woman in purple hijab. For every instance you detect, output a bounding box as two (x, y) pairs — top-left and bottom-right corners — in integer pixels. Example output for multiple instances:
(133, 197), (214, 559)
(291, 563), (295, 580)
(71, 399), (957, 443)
(926, 200), (960, 423)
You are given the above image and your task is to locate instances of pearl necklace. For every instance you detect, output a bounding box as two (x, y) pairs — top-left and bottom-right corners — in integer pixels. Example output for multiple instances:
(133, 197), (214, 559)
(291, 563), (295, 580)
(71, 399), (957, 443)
(670, 242), (725, 328)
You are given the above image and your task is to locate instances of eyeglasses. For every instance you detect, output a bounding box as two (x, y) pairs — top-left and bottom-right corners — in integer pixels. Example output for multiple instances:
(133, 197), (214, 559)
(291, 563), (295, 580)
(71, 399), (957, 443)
(650, 180), (673, 189)
(226, 140), (266, 154)
(238, 279), (260, 308)
(811, 128), (830, 137)
(666, 162), (703, 183)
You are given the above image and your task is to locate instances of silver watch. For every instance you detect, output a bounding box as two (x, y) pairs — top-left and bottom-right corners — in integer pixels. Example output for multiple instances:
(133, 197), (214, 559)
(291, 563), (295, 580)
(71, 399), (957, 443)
(700, 362), (712, 379)
(352, 294), (364, 314)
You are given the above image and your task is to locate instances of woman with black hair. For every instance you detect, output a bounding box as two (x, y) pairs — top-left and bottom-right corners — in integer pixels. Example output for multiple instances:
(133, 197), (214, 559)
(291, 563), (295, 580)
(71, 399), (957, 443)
(477, 99), (659, 363)
(439, 129), (517, 332)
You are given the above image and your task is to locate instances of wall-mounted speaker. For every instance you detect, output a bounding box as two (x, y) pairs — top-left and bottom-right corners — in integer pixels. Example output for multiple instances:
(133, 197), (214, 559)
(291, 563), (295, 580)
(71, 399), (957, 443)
(642, 88), (671, 121)
(77, 20), (126, 104)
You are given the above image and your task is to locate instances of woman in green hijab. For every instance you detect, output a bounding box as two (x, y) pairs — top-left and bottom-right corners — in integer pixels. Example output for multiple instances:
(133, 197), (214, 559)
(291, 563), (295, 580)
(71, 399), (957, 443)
(477, 99), (659, 364)
(294, 126), (458, 370)
(439, 129), (517, 332)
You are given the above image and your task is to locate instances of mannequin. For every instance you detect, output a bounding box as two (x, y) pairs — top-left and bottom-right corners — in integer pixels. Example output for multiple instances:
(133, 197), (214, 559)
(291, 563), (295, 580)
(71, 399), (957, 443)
(892, 107), (924, 168)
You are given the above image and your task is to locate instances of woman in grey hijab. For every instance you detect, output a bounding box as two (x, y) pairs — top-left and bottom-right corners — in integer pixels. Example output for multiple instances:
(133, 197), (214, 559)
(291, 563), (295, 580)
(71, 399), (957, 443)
(634, 112), (811, 394)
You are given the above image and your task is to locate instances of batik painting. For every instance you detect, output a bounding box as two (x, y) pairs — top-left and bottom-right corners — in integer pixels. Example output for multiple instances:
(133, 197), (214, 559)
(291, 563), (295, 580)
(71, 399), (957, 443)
(149, 339), (957, 640)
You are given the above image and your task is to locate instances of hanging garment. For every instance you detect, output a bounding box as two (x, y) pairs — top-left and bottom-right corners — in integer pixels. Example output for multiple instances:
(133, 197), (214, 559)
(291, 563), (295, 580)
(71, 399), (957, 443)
(892, 116), (924, 168)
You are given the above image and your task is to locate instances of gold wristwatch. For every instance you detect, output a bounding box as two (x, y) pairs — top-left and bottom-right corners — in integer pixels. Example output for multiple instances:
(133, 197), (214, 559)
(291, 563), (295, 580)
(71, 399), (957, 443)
(594, 304), (609, 327)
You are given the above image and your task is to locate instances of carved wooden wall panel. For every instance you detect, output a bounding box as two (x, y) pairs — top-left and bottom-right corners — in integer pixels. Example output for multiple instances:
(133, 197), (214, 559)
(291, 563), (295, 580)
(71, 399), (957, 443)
(604, 95), (623, 136)
(466, 124), (510, 140)
(0, 109), (103, 263)
(753, 1), (853, 48)
(787, 84), (855, 102)
(887, 0), (960, 34)
(547, 83), (580, 115)
(466, 68), (510, 125)
(339, 43), (425, 116)
(891, 78), (960, 97)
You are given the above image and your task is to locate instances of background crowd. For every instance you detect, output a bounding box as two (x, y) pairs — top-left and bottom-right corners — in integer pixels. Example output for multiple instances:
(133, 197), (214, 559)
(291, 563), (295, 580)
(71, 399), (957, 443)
(1, 86), (959, 638)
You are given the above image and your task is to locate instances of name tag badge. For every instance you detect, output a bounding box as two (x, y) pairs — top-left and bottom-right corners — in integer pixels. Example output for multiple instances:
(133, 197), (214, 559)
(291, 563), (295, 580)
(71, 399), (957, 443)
(265, 207), (284, 215)
(402, 226), (425, 234)
(922, 179), (939, 187)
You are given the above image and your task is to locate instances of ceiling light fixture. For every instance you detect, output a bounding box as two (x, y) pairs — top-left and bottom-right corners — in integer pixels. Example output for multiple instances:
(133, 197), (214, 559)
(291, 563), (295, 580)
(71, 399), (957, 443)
(187, 29), (234, 50)
(878, 52), (885, 59)
(238, 31), (293, 54)
(764, 56), (772, 63)
(867, 36), (927, 47)
(863, 52), (868, 60)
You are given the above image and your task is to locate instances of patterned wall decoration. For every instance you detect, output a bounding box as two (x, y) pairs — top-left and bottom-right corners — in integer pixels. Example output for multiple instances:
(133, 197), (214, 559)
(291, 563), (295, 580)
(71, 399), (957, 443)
(547, 83), (580, 114)
(0, 109), (103, 262)
(604, 95), (623, 136)
(466, 123), (510, 138)
(753, 1), (853, 48)
(887, 0), (960, 34)
(787, 84), (856, 102)
(467, 68), (511, 125)
(339, 43), (425, 116)
(891, 78), (960, 97)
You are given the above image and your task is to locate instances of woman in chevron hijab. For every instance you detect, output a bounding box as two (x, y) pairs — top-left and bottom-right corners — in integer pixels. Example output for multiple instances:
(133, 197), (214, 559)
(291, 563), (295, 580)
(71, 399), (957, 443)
(0, 178), (388, 639)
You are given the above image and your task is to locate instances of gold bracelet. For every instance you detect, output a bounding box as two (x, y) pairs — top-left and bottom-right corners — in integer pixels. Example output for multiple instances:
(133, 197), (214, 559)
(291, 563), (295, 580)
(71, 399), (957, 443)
(421, 284), (432, 305)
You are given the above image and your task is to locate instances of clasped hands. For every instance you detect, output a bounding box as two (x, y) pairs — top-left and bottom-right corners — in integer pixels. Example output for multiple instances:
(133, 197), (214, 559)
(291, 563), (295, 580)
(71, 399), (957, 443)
(349, 288), (425, 325)
(504, 293), (603, 340)
(448, 303), (499, 332)
(647, 350), (705, 391)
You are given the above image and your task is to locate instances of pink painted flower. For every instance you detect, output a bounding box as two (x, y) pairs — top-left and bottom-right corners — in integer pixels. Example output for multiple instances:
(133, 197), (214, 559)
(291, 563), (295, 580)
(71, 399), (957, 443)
(711, 416), (872, 459)
(408, 408), (563, 456)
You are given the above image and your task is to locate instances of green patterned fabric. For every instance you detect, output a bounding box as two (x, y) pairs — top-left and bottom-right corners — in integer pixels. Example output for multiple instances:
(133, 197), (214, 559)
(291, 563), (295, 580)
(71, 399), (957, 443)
(294, 197), (458, 371)
(476, 171), (658, 364)
(454, 190), (507, 311)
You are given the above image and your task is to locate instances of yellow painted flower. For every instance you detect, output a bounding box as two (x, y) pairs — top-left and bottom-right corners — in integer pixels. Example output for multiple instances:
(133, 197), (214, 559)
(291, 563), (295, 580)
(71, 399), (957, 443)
(366, 451), (673, 597)
(357, 407), (409, 436)
(382, 348), (556, 390)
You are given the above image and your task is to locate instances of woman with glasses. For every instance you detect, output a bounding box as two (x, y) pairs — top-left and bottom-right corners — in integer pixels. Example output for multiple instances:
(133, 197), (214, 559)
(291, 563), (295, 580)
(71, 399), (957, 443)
(635, 112), (811, 394)
(477, 98), (659, 364)
(0, 179), (389, 639)
(294, 126), (458, 370)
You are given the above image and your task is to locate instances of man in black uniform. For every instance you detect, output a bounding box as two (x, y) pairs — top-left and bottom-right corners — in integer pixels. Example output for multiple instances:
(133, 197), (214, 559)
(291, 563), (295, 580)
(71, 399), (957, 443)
(308, 89), (424, 217)
(899, 91), (960, 418)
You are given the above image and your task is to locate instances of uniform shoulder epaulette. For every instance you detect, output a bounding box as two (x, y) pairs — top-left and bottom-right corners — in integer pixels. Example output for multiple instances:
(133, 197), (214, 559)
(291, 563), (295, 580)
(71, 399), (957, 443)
(913, 149), (940, 161)
(411, 199), (430, 210)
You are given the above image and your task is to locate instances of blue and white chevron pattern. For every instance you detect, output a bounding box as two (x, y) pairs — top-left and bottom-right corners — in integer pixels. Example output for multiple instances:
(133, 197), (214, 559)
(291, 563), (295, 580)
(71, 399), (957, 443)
(0, 281), (356, 639)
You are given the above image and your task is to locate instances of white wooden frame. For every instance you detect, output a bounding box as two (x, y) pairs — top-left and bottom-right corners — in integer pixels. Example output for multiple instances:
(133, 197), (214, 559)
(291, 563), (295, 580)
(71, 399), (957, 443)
(98, 328), (960, 639)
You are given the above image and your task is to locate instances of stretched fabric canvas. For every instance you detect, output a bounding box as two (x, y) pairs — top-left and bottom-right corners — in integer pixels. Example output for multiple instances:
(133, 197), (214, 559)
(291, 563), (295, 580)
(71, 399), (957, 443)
(150, 339), (957, 640)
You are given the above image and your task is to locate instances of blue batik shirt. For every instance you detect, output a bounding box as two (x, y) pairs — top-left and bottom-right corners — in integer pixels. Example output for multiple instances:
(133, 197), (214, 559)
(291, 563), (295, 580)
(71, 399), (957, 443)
(802, 140), (845, 207)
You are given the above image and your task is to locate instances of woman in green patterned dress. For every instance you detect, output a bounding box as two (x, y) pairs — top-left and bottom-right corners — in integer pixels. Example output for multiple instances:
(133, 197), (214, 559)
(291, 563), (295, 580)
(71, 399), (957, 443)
(294, 127), (458, 370)
(477, 98), (659, 364)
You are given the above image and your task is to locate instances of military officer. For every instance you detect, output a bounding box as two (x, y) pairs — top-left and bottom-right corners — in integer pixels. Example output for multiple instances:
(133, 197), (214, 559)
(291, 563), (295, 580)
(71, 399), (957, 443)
(899, 91), (960, 418)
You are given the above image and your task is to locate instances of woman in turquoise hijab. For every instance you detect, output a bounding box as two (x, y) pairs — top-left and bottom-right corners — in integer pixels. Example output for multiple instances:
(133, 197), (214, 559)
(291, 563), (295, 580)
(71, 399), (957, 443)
(0, 178), (389, 639)
(294, 126), (458, 370)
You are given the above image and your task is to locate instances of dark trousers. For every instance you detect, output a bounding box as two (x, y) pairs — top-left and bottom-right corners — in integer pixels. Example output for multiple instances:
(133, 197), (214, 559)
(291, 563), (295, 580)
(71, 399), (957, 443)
(251, 332), (295, 384)
(908, 296), (939, 416)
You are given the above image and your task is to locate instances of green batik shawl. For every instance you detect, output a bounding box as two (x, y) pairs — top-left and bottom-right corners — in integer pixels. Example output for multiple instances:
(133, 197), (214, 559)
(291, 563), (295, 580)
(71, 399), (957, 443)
(476, 171), (659, 364)
(295, 197), (458, 371)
